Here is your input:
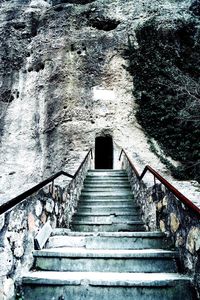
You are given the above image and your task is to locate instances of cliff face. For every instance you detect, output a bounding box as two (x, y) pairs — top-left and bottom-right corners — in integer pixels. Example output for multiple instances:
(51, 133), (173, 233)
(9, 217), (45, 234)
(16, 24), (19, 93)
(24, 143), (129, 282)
(126, 0), (200, 183)
(0, 0), (199, 203)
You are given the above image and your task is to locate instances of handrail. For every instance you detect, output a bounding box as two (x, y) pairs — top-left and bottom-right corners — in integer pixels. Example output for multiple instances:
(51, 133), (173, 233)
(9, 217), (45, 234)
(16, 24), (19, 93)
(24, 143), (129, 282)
(0, 149), (93, 215)
(73, 149), (93, 179)
(119, 149), (140, 178)
(119, 149), (200, 216)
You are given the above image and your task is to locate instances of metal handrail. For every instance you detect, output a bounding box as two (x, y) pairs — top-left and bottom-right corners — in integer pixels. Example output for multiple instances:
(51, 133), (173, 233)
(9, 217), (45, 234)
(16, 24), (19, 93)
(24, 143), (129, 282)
(0, 149), (93, 215)
(119, 149), (200, 215)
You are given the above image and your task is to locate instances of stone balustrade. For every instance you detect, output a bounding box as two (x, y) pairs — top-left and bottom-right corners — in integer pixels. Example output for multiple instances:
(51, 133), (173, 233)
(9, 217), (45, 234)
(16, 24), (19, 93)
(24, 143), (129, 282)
(0, 153), (91, 300)
(122, 155), (200, 297)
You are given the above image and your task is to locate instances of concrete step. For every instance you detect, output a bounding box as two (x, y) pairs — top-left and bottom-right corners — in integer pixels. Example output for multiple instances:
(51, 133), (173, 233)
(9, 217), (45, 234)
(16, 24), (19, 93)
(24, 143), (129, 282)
(72, 214), (140, 223)
(76, 206), (141, 213)
(84, 181), (130, 188)
(83, 185), (131, 190)
(80, 196), (134, 201)
(84, 178), (129, 183)
(88, 169), (126, 172)
(87, 170), (127, 177)
(74, 211), (140, 216)
(78, 205), (139, 211)
(83, 185), (131, 189)
(22, 272), (195, 300)
(72, 222), (145, 232)
(78, 200), (136, 207)
(79, 196), (134, 200)
(81, 191), (134, 197)
(46, 232), (168, 250)
(33, 248), (178, 273)
(83, 181), (130, 186)
(86, 174), (128, 178)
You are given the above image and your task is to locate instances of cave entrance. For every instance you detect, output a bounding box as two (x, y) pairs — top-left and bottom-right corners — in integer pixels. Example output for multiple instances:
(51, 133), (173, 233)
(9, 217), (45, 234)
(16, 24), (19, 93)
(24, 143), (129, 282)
(95, 136), (113, 169)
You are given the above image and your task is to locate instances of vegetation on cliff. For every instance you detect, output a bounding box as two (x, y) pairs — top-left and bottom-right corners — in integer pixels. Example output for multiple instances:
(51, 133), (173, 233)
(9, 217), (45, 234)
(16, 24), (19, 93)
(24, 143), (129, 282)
(126, 2), (200, 182)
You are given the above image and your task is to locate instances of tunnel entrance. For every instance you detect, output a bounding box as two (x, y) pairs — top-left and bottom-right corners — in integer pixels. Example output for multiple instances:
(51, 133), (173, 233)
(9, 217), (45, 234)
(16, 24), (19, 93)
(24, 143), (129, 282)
(95, 136), (113, 169)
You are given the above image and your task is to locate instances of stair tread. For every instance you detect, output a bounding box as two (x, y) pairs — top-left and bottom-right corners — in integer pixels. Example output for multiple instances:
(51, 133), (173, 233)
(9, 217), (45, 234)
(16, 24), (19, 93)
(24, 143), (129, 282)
(51, 231), (165, 237)
(81, 193), (133, 195)
(80, 196), (134, 198)
(74, 212), (139, 216)
(72, 220), (144, 225)
(77, 205), (139, 208)
(84, 181), (129, 183)
(34, 248), (176, 258)
(88, 170), (126, 172)
(23, 271), (192, 286)
(79, 199), (135, 202)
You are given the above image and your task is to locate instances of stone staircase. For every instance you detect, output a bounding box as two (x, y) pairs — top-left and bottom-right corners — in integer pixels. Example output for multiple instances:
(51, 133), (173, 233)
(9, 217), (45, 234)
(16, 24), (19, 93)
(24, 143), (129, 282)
(22, 170), (195, 299)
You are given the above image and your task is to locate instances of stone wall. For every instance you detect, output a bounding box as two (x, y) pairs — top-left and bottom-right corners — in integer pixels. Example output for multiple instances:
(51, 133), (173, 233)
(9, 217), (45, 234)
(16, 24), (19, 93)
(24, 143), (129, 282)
(0, 152), (91, 300)
(121, 154), (200, 297)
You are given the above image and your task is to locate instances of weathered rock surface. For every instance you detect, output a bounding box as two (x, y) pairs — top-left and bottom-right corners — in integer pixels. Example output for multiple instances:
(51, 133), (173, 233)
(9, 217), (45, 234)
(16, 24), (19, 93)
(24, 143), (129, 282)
(1, 0), (199, 207)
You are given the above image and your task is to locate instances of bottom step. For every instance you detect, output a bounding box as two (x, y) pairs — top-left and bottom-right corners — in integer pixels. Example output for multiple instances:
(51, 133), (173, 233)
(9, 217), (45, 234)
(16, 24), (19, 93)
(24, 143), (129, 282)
(22, 272), (195, 300)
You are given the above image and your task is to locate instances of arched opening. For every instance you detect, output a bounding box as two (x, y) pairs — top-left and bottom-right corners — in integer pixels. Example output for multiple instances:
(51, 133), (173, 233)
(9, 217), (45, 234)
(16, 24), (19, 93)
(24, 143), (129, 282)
(95, 136), (113, 169)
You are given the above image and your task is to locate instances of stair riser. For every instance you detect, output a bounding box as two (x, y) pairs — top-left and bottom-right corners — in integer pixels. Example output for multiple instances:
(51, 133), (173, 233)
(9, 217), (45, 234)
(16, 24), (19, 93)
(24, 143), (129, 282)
(72, 224), (145, 232)
(80, 195), (134, 199)
(82, 188), (131, 192)
(76, 207), (140, 213)
(74, 211), (140, 216)
(88, 171), (126, 174)
(22, 283), (195, 300)
(78, 201), (136, 206)
(86, 237), (166, 250)
(86, 175), (128, 178)
(84, 182), (130, 185)
(35, 257), (177, 273)
(73, 215), (141, 222)
(84, 180), (129, 184)
(47, 236), (166, 250)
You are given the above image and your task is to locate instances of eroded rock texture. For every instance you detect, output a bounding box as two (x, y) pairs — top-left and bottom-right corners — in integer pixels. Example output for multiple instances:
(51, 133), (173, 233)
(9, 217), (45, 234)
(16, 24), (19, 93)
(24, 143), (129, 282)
(126, 0), (200, 182)
(0, 0), (199, 204)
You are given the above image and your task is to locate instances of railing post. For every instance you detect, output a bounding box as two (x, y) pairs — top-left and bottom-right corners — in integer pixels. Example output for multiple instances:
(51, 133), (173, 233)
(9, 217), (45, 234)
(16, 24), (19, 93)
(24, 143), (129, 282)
(90, 149), (93, 160)
(119, 149), (123, 161)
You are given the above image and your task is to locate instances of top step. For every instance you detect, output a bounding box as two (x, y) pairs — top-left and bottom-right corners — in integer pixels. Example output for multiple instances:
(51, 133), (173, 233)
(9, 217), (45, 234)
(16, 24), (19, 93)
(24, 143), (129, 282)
(88, 170), (126, 173)
(88, 170), (127, 176)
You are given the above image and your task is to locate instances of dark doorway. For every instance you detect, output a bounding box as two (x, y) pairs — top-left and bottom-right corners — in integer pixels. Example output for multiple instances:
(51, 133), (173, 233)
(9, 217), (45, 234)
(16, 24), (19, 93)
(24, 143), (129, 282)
(95, 136), (113, 169)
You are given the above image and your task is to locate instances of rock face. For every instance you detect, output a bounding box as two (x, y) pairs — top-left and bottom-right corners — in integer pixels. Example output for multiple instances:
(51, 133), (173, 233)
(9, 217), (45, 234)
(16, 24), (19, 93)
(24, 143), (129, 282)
(0, 0), (199, 205)
(125, 0), (200, 183)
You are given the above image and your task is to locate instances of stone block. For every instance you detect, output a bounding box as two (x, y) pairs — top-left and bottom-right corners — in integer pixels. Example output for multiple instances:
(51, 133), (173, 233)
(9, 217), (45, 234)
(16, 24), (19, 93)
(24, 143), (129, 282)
(175, 233), (184, 247)
(186, 227), (200, 254)
(14, 244), (24, 258)
(41, 211), (47, 224)
(43, 184), (50, 195)
(170, 213), (180, 233)
(148, 196), (153, 203)
(157, 201), (163, 211)
(160, 220), (166, 233)
(2, 278), (14, 300)
(35, 201), (43, 217)
(162, 196), (168, 207)
(7, 231), (25, 258)
(55, 203), (59, 215)
(0, 243), (13, 276)
(8, 209), (26, 231)
(28, 212), (36, 232)
(45, 198), (54, 213)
